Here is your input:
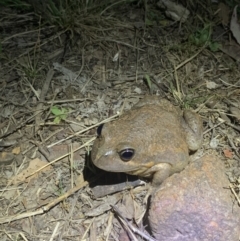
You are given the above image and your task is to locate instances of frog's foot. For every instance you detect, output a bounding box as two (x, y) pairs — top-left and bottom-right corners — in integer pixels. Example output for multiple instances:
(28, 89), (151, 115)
(151, 163), (171, 186)
(142, 163), (171, 204)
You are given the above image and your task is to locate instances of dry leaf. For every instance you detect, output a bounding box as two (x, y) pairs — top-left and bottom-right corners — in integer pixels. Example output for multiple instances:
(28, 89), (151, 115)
(230, 5), (240, 44)
(0, 152), (14, 165)
(223, 149), (233, 159)
(220, 42), (240, 61)
(230, 106), (240, 121)
(85, 195), (119, 216)
(12, 146), (21, 154)
(157, 0), (190, 22)
(118, 194), (135, 219)
(9, 158), (52, 185)
(218, 2), (230, 26)
(75, 173), (85, 185)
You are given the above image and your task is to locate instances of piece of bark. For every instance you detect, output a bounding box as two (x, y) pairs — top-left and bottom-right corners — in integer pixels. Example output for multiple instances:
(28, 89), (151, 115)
(92, 179), (143, 198)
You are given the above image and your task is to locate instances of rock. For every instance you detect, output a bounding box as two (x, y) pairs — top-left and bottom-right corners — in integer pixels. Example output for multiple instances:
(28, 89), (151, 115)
(149, 155), (240, 241)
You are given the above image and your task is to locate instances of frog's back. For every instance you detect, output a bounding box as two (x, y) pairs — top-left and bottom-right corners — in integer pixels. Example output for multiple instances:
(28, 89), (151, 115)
(126, 98), (189, 169)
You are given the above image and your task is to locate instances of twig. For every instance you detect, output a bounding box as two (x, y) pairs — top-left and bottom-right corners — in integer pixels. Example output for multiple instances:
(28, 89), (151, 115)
(230, 184), (240, 205)
(26, 137), (95, 178)
(47, 113), (119, 148)
(112, 205), (157, 241)
(34, 68), (54, 133)
(0, 180), (89, 224)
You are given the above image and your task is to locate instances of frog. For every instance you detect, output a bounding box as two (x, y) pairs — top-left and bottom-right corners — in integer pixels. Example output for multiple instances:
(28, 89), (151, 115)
(91, 96), (203, 186)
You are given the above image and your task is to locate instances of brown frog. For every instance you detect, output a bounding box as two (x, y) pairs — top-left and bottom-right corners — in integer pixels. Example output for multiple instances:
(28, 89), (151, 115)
(91, 96), (203, 186)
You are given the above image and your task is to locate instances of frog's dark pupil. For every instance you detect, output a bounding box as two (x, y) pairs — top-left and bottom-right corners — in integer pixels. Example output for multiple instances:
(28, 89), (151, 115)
(97, 124), (104, 136)
(119, 148), (135, 161)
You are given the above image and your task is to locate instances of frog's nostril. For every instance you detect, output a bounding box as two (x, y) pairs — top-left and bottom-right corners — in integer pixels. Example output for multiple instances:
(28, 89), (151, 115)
(119, 148), (135, 161)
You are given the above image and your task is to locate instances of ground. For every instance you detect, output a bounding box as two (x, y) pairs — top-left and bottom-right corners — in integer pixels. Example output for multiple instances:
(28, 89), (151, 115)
(0, 1), (240, 240)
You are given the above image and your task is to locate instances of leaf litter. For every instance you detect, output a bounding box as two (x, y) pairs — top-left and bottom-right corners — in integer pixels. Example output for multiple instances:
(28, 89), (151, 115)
(1, 1), (240, 240)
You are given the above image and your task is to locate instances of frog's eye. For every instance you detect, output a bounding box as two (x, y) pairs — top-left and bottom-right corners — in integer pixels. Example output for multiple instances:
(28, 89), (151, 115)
(97, 124), (104, 136)
(119, 148), (135, 161)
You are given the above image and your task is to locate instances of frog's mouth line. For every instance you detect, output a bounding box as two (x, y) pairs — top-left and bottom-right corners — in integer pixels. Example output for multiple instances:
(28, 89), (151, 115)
(124, 164), (158, 178)
(100, 164), (152, 174)
(126, 168), (154, 178)
(94, 153), (161, 177)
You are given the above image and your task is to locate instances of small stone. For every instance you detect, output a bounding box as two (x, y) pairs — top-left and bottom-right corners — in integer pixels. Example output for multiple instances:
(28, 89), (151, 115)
(149, 155), (240, 241)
